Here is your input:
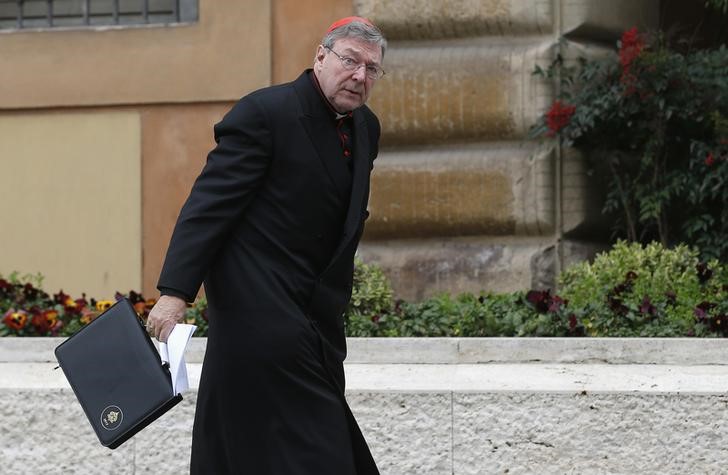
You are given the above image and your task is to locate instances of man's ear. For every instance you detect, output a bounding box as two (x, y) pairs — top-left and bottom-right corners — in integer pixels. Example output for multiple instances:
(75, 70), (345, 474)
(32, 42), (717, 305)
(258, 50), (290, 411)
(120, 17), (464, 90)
(315, 45), (326, 65)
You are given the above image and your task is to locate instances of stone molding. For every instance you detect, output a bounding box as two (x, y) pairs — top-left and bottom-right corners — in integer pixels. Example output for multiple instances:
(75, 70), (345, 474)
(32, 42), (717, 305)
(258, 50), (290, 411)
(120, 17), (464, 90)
(4, 337), (728, 365)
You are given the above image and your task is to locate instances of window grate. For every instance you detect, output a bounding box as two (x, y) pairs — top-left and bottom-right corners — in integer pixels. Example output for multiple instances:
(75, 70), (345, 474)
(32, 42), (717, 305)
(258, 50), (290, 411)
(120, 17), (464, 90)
(0, 0), (198, 30)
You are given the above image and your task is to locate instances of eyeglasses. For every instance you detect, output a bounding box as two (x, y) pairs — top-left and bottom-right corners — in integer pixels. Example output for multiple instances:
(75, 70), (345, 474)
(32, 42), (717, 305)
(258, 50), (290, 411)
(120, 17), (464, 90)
(324, 46), (385, 80)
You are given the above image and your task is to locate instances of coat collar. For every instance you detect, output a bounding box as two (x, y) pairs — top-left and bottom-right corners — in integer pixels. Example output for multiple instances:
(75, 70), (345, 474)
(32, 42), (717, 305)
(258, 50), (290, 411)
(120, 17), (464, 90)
(294, 70), (369, 195)
(292, 70), (371, 266)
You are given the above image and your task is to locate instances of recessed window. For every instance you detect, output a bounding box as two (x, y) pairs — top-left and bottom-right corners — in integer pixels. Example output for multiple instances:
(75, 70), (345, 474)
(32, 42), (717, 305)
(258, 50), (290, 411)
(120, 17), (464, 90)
(0, 0), (198, 30)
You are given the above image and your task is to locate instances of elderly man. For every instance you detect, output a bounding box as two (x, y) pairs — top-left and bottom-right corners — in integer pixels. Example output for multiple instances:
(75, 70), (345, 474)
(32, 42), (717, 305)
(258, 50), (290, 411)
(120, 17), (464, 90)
(146, 16), (386, 475)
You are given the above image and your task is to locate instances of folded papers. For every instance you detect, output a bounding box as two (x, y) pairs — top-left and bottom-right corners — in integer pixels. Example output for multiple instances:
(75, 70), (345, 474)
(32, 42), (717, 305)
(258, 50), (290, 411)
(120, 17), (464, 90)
(157, 323), (196, 394)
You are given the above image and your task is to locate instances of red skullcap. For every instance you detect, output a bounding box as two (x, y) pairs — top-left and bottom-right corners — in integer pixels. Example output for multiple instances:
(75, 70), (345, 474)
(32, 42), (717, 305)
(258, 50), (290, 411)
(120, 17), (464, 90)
(326, 16), (374, 34)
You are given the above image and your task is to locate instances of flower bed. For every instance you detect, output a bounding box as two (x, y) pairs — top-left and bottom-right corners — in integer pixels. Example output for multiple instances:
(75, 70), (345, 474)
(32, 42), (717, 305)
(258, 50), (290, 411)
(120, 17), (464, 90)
(2, 242), (726, 338)
(0, 278), (208, 337)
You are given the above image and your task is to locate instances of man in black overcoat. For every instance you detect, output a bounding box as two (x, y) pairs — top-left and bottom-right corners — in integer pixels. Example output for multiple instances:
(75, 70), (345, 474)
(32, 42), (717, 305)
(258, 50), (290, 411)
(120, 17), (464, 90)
(146, 16), (387, 475)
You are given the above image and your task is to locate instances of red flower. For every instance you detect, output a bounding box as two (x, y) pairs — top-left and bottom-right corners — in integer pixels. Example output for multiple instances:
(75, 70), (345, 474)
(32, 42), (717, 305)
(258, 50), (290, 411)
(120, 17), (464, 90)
(31, 310), (59, 335)
(80, 308), (99, 325)
(619, 27), (645, 95)
(127, 290), (144, 304)
(0, 279), (12, 299)
(705, 152), (715, 167)
(3, 309), (28, 331)
(638, 296), (657, 317)
(22, 283), (40, 300)
(75, 296), (88, 309)
(526, 289), (551, 313)
(545, 100), (576, 136)
(53, 290), (71, 305)
(548, 295), (566, 313)
(619, 27), (644, 70)
(694, 301), (715, 320)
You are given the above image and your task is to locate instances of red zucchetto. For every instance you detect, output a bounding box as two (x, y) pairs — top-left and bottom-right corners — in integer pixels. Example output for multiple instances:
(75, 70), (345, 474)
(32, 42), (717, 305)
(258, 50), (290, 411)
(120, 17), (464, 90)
(326, 16), (374, 34)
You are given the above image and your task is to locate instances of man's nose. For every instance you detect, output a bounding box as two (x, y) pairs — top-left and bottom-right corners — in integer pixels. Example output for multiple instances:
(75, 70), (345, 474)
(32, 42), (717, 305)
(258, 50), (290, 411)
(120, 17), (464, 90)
(351, 65), (367, 81)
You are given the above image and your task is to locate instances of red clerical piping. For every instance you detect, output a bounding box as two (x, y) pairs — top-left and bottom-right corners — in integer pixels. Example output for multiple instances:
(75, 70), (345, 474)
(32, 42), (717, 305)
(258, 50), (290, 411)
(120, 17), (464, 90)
(326, 16), (374, 33)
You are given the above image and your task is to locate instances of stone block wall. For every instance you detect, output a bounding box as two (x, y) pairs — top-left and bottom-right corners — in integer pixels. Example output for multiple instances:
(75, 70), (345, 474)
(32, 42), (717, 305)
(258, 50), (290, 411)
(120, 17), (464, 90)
(355, 0), (659, 300)
(3, 338), (728, 474)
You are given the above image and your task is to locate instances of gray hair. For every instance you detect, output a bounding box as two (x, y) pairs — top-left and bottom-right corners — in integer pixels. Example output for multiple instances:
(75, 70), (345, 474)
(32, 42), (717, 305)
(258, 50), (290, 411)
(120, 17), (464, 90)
(322, 21), (387, 58)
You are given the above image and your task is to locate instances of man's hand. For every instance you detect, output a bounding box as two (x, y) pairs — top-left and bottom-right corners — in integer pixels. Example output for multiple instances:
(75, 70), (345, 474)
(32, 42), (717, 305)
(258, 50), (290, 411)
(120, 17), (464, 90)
(146, 295), (187, 342)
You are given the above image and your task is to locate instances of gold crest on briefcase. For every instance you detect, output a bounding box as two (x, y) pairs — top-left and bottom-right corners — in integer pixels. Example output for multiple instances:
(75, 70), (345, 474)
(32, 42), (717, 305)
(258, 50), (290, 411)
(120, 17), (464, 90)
(101, 405), (123, 430)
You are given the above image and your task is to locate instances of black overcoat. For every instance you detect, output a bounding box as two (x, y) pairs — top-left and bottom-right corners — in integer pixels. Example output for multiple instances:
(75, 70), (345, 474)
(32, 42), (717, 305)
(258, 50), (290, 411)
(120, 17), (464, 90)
(157, 70), (380, 474)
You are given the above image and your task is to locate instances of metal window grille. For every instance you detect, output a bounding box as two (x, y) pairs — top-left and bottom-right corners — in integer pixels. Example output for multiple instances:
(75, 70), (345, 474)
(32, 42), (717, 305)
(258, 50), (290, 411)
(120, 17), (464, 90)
(0, 0), (198, 30)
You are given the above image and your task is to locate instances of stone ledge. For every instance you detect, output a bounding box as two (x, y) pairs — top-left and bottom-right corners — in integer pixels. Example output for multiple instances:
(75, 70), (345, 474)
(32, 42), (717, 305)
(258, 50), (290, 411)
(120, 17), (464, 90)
(3, 362), (728, 395)
(4, 337), (728, 365)
(349, 337), (728, 365)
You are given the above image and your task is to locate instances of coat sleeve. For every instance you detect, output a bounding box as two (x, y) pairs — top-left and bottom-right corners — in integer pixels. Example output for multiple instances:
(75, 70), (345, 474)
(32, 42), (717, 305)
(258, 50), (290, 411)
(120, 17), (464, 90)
(157, 95), (272, 300)
(364, 106), (380, 167)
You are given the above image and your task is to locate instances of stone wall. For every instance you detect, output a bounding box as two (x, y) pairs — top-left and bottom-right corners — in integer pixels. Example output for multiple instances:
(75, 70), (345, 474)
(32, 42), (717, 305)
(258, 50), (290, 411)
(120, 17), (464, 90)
(356, 0), (659, 299)
(2, 338), (728, 474)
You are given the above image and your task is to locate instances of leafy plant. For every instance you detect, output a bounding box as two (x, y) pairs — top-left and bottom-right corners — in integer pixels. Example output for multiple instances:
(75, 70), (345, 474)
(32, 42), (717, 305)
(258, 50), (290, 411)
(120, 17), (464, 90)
(184, 296), (209, 336)
(344, 258), (395, 336)
(706, 0), (728, 14)
(395, 295), (462, 337)
(532, 28), (728, 261)
(558, 241), (727, 336)
(3, 246), (726, 338)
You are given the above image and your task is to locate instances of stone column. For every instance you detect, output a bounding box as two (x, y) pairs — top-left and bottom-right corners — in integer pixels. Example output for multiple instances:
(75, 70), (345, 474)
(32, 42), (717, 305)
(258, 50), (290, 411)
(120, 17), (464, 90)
(355, 0), (658, 300)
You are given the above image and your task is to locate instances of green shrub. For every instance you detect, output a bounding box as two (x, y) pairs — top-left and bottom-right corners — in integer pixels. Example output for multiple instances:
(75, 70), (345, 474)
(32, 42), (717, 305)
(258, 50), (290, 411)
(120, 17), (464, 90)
(559, 241), (727, 336)
(184, 296), (209, 336)
(3, 243), (726, 338)
(344, 258), (395, 336)
(350, 291), (585, 338)
(457, 292), (542, 337)
(395, 294), (462, 337)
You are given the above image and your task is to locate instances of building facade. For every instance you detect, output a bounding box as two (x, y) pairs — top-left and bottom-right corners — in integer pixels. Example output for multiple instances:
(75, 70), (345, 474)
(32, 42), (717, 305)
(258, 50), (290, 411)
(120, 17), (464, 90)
(0, 0), (659, 300)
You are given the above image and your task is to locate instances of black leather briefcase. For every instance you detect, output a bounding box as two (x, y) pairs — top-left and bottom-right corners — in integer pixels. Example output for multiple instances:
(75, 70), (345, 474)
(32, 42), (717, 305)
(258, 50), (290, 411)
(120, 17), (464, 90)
(55, 298), (182, 449)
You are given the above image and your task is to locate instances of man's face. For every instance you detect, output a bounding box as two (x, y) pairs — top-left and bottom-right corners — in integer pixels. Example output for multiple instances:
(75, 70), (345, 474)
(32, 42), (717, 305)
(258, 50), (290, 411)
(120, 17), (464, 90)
(314, 37), (383, 113)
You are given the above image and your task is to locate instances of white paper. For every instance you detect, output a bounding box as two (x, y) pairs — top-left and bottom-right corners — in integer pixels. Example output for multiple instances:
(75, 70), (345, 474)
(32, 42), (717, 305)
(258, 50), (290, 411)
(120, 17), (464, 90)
(157, 324), (197, 395)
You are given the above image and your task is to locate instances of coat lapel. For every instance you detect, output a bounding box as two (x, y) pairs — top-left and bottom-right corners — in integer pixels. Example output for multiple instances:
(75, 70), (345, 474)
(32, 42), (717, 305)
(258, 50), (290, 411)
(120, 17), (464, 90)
(294, 71), (351, 201)
(325, 110), (370, 268)
(291, 71), (372, 270)
(299, 115), (350, 200)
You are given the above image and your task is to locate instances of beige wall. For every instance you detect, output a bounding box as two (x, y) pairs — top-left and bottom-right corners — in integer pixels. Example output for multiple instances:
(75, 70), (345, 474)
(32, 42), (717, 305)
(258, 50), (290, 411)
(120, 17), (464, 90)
(0, 111), (141, 299)
(272, 0), (353, 84)
(141, 103), (231, 298)
(0, 0), (278, 299)
(0, 0), (271, 109)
